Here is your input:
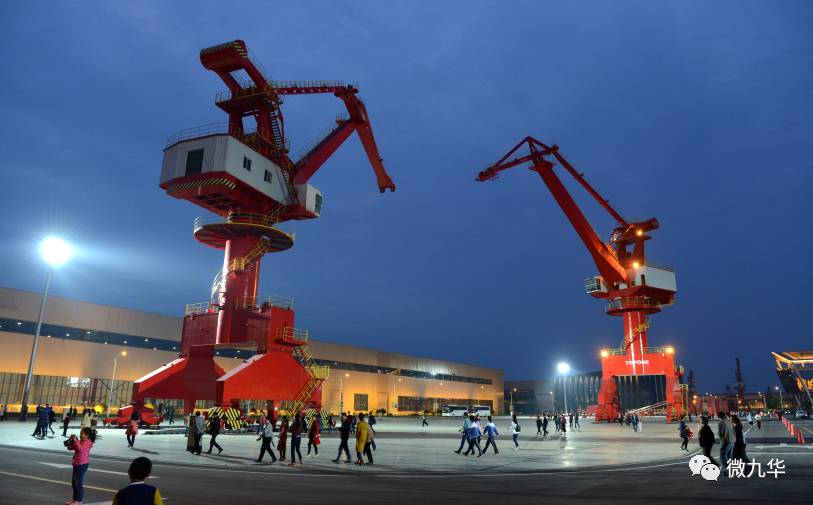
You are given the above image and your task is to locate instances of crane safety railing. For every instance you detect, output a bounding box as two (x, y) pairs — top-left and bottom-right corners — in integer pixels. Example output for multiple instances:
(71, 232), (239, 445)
(307, 365), (330, 380)
(276, 327), (309, 343)
(604, 346), (673, 356)
(238, 295), (294, 311)
(166, 123), (264, 148)
(271, 80), (346, 90)
(606, 297), (661, 312)
(194, 210), (283, 232)
(293, 114), (351, 162)
(185, 302), (220, 316)
(640, 260), (675, 272)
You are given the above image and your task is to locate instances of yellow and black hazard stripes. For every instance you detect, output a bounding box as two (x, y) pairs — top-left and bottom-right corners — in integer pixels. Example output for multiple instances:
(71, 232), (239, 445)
(205, 406), (247, 430)
(167, 177), (237, 195)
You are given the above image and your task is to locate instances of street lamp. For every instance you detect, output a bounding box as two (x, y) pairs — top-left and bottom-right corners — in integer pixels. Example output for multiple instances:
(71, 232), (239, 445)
(106, 351), (127, 418)
(20, 237), (73, 419)
(557, 362), (571, 413)
(339, 373), (349, 414)
(509, 388), (517, 415)
(775, 385), (784, 412)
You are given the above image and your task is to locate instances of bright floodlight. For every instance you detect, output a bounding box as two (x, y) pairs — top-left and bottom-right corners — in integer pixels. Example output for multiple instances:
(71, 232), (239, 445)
(40, 237), (73, 266)
(557, 362), (571, 374)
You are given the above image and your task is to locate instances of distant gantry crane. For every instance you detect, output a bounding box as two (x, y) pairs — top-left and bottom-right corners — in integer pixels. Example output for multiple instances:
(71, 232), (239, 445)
(132, 40), (395, 418)
(476, 136), (684, 421)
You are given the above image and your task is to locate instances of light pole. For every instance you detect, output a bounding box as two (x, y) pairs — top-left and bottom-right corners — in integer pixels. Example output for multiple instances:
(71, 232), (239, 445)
(549, 391), (554, 412)
(775, 386), (784, 413)
(557, 362), (571, 414)
(509, 388), (517, 415)
(20, 237), (73, 419)
(106, 351), (127, 418)
(339, 373), (349, 414)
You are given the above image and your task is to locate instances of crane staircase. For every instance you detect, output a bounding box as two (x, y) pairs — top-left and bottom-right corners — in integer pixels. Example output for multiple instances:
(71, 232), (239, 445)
(288, 341), (330, 425)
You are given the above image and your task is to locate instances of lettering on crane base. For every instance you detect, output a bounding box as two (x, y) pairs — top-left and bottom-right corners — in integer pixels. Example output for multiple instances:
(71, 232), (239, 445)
(625, 359), (650, 365)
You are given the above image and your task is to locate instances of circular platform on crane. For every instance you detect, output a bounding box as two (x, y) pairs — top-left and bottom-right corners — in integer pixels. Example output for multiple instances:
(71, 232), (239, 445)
(194, 221), (294, 251)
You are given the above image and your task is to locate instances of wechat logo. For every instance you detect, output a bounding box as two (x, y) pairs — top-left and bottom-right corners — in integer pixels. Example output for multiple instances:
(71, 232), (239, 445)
(689, 455), (720, 481)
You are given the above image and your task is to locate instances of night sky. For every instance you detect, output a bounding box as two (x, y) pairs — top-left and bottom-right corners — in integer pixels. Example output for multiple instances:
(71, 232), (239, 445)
(1, 1), (811, 393)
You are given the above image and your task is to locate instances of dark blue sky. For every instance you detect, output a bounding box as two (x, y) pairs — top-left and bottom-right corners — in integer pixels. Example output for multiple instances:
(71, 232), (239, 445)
(1, 1), (811, 392)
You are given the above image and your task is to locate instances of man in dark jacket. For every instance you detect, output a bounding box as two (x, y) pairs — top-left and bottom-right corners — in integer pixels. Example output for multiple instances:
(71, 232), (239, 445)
(333, 415), (353, 463)
(31, 405), (47, 438)
(206, 416), (223, 454)
(698, 416), (718, 465)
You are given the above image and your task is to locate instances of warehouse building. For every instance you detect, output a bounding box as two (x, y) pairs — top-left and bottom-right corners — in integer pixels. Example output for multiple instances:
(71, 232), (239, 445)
(0, 287), (503, 415)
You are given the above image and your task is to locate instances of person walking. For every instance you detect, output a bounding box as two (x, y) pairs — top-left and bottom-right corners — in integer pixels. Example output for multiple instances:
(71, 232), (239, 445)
(698, 415), (719, 466)
(30, 405), (42, 438)
(559, 413), (567, 438)
(732, 414), (748, 462)
(307, 416), (320, 457)
(206, 415), (223, 454)
(255, 419), (277, 463)
(717, 412), (735, 468)
(333, 415), (353, 463)
(569, 412), (574, 429)
(511, 414), (521, 449)
(193, 411), (204, 455)
(369, 412), (377, 434)
(186, 412), (196, 453)
(0, 403), (7, 421)
(62, 409), (71, 437)
(463, 415), (483, 457)
(482, 416), (500, 454)
(454, 412), (472, 454)
(66, 427), (95, 505)
(256, 410), (267, 436)
(421, 412), (429, 427)
(632, 413), (639, 433)
(679, 416), (690, 451)
(755, 412), (762, 430)
(288, 413), (304, 466)
(355, 413), (373, 465)
(542, 414), (549, 437)
(574, 411), (581, 429)
(277, 415), (289, 461)
(80, 409), (92, 431)
(536, 415), (543, 437)
(112, 456), (165, 505)
(327, 414), (334, 434)
(126, 416), (139, 448)
(47, 405), (56, 435)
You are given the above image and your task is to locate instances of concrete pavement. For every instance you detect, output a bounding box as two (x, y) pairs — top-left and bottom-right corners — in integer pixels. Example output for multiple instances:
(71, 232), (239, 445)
(1, 417), (811, 504)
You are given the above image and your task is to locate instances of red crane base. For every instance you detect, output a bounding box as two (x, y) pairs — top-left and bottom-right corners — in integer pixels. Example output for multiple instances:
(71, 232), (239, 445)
(132, 345), (321, 415)
(595, 350), (684, 422)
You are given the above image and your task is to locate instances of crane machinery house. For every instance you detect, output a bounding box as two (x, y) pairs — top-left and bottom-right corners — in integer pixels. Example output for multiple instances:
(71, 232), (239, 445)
(161, 134), (323, 219)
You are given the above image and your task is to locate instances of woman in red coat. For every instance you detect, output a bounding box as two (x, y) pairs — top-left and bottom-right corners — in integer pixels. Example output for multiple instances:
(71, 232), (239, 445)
(125, 416), (139, 448)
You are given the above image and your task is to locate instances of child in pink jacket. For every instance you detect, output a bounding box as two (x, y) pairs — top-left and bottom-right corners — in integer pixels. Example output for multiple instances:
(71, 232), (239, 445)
(66, 426), (95, 504)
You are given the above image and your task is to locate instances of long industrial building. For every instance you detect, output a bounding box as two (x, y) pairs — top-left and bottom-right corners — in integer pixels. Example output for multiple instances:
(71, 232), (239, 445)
(0, 287), (503, 415)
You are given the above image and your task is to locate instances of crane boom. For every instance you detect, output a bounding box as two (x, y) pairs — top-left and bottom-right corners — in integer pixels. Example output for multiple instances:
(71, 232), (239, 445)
(477, 136), (628, 286)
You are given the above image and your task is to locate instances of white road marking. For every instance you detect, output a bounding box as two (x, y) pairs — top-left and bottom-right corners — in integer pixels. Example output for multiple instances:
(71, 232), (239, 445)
(38, 461), (159, 478)
(0, 470), (117, 492)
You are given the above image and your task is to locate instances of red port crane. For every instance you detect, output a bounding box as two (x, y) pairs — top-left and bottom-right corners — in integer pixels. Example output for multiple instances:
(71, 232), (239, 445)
(477, 136), (684, 421)
(132, 40), (395, 422)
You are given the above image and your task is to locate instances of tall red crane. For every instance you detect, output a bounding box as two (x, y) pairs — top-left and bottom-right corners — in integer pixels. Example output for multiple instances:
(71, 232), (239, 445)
(132, 40), (395, 420)
(477, 136), (684, 420)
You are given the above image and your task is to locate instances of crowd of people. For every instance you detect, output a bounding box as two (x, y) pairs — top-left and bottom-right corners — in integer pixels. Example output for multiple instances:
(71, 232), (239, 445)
(3, 401), (786, 502)
(181, 409), (379, 466)
(691, 411), (752, 470)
